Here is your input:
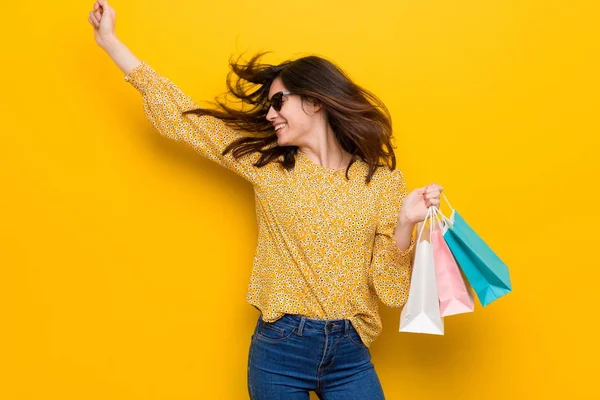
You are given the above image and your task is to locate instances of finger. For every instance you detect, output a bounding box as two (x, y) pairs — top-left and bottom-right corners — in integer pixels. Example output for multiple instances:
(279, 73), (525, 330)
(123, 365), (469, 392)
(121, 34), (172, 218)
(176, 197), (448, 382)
(94, 2), (99, 11)
(90, 11), (99, 27)
(95, 10), (102, 20)
(425, 197), (438, 204)
(89, 16), (98, 29)
(426, 193), (441, 202)
(89, 11), (98, 25)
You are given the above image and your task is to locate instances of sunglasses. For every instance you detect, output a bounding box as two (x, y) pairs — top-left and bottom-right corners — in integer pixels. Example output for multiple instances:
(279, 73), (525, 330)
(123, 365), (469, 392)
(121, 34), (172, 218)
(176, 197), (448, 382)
(266, 90), (293, 112)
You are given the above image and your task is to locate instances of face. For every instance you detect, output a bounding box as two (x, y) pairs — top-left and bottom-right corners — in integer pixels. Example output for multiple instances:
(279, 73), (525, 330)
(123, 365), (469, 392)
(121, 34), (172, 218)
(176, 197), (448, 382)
(266, 76), (322, 147)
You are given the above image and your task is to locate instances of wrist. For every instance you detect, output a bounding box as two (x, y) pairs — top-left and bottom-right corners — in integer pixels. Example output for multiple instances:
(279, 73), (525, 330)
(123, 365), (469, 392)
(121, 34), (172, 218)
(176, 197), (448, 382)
(398, 210), (416, 228)
(99, 35), (120, 51)
(394, 211), (417, 252)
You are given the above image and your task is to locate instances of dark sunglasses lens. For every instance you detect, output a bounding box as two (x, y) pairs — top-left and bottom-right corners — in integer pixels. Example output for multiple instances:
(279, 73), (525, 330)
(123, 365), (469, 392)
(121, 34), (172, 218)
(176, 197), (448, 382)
(270, 92), (284, 111)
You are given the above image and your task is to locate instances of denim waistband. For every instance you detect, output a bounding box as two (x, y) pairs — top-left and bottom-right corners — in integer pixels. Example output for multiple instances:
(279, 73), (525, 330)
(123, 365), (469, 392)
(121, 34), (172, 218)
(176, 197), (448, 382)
(261, 313), (351, 336)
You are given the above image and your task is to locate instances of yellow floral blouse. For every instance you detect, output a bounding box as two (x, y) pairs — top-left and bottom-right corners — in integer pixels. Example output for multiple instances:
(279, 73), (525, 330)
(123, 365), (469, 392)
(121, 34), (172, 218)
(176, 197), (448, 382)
(124, 61), (416, 348)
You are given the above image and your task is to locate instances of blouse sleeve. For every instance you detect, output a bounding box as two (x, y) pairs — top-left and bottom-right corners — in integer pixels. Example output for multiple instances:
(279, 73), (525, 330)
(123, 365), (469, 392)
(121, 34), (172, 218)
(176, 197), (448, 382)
(368, 169), (416, 307)
(124, 61), (259, 185)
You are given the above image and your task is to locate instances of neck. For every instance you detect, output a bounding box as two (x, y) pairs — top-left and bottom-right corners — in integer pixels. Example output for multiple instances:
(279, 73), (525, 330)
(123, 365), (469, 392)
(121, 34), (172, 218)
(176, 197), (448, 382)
(297, 122), (352, 170)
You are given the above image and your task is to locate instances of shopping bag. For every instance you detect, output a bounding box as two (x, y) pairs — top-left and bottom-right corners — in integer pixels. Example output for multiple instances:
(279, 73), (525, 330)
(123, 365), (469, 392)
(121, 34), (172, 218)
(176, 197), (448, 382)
(399, 207), (444, 335)
(430, 206), (475, 316)
(437, 194), (512, 306)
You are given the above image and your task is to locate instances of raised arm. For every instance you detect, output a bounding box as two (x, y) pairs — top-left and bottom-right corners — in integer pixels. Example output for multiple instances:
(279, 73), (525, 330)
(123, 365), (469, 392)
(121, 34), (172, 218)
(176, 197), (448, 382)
(87, 1), (260, 184)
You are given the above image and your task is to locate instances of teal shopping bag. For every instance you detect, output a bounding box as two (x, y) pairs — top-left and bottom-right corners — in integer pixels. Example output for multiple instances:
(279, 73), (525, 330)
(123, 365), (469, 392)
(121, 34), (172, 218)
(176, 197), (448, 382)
(435, 195), (512, 306)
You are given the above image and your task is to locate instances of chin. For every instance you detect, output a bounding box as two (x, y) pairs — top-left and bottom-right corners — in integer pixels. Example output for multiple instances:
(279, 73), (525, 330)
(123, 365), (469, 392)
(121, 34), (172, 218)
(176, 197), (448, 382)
(276, 135), (289, 146)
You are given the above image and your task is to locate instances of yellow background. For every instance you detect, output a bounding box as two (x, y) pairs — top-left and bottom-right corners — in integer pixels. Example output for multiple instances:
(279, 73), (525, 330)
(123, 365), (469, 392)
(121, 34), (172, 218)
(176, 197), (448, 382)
(2, 0), (599, 398)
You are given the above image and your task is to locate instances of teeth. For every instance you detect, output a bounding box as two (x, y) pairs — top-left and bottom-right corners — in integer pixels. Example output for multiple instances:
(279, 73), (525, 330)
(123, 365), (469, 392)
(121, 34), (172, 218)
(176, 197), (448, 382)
(275, 123), (287, 131)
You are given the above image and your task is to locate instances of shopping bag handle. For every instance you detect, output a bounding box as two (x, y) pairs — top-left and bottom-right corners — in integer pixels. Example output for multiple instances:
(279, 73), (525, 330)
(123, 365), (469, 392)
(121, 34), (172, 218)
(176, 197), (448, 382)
(442, 192), (454, 212)
(433, 193), (454, 228)
(435, 204), (454, 228)
(430, 206), (446, 231)
(416, 193), (454, 239)
(417, 206), (436, 242)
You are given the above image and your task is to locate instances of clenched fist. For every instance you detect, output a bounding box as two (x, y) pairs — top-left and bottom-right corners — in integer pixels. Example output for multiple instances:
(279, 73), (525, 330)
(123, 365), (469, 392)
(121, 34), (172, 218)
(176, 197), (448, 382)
(400, 183), (444, 225)
(88, 0), (117, 49)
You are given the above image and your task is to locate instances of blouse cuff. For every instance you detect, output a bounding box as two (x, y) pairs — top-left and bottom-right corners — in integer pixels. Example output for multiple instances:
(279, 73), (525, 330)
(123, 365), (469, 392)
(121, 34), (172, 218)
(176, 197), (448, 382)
(393, 235), (416, 263)
(123, 61), (155, 94)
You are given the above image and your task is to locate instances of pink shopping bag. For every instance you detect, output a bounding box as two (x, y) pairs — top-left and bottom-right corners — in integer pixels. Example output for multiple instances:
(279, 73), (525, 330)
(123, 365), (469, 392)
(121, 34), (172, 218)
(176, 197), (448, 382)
(431, 206), (474, 317)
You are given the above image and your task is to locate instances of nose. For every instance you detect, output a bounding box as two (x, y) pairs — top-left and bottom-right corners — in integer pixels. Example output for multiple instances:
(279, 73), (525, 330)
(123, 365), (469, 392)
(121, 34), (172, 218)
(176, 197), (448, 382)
(266, 104), (278, 121)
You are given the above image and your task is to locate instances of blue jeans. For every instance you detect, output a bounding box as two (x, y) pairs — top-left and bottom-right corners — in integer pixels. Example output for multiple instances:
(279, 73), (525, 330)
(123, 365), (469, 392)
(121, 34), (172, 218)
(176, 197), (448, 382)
(247, 313), (385, 399)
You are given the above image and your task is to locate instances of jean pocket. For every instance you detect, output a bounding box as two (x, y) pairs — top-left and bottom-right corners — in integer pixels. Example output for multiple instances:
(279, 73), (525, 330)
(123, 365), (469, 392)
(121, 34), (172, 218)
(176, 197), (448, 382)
(256, 319), (296, 343)
(347, 327), (367, 347)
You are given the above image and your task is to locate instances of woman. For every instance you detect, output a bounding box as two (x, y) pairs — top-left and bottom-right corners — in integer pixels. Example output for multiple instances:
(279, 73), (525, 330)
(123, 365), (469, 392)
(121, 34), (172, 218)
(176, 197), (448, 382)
(88, 1), (443, 398)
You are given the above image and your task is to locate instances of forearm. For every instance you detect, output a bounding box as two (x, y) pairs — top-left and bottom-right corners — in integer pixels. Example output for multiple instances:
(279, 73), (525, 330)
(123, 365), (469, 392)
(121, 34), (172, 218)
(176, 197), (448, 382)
(100, 36), (142, 76)
(394, 212), (416, 252)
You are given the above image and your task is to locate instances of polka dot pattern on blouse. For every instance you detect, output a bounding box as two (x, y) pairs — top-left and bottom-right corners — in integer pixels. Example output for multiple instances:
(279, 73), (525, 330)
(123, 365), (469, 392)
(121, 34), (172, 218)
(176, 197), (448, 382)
(124, 61), (416, 348)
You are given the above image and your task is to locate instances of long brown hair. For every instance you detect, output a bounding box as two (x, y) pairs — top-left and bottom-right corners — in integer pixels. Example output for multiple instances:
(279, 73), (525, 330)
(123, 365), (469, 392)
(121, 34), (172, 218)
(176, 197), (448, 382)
(182, 51), (398, 183)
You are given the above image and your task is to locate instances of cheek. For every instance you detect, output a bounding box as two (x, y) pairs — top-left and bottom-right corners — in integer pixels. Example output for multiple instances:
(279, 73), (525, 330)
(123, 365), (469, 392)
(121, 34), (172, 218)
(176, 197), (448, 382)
(280, 110), (308, 131)
(279, 108), (293, 122)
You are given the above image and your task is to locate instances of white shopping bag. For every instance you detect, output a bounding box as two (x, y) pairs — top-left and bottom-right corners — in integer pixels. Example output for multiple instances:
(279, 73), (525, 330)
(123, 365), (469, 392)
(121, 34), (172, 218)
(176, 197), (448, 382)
(399, 207), (444, 335)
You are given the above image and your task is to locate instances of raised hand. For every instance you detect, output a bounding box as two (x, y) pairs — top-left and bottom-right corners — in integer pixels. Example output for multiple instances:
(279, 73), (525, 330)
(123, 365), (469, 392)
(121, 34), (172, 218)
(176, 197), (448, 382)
(88, 0), (117, 49)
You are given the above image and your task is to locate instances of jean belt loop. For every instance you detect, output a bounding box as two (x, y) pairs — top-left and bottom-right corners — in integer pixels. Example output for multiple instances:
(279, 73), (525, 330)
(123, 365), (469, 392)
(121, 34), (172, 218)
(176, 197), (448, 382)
(298, 316), (306, 336)
(344, 320), (350, 336)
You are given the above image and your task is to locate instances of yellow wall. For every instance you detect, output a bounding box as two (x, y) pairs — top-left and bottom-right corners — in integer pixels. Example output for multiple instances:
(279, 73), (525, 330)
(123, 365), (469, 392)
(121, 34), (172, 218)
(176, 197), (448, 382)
(2, 0), (598, 398)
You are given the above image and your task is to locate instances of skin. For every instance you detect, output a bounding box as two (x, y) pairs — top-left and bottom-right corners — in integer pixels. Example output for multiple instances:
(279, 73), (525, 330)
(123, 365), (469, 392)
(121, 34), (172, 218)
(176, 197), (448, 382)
(88, 0), (443, 252)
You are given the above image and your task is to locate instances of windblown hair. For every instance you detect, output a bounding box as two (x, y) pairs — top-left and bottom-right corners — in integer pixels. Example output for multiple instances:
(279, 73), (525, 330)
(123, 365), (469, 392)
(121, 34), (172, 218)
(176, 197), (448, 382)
(182, 51), (399, 184)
